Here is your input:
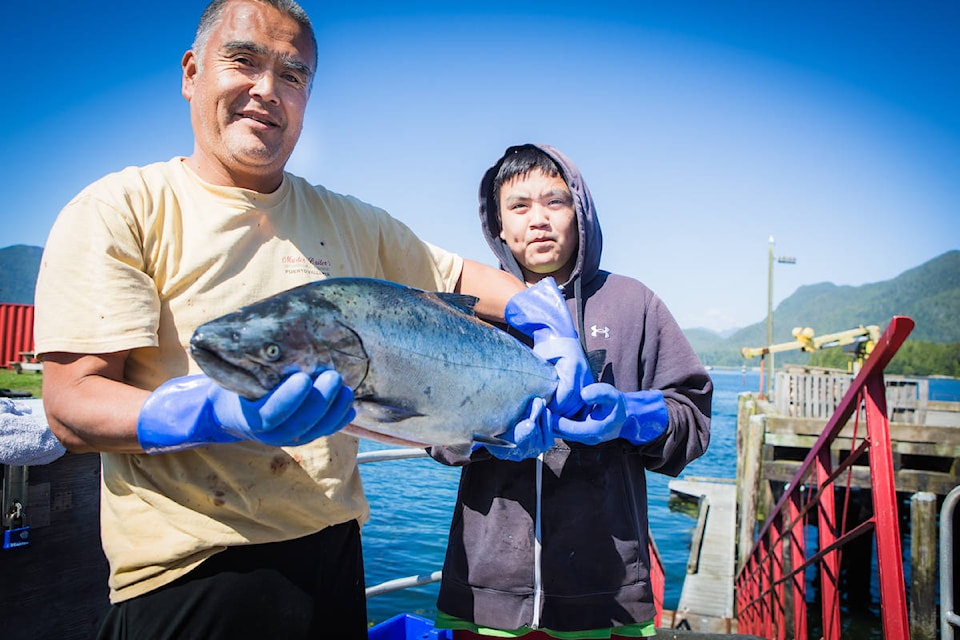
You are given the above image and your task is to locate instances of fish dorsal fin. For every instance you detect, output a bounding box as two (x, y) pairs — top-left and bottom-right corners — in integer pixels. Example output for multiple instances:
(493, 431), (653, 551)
(471, 433), (514, 448)
(586, 349), (607, 382)
(435, 292), (479, 316)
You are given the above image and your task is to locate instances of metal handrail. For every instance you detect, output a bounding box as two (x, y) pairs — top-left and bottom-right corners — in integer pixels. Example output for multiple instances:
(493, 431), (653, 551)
(734, 316), (915, 639)
(366, 571), (444, 599)
(357, 447), (430, 465)
(943, 485), (960, 640)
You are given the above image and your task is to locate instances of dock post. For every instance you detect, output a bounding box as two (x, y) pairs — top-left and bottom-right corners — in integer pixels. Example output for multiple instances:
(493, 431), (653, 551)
(737, 413), (764, 572)
(910, 491), (937, 640)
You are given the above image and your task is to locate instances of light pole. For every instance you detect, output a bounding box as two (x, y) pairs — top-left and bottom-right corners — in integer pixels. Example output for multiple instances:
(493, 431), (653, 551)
(766, 236), (796, 398)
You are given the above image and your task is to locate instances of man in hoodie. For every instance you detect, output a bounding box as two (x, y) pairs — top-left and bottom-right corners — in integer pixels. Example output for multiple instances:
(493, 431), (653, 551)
(431, 144), (713, 638)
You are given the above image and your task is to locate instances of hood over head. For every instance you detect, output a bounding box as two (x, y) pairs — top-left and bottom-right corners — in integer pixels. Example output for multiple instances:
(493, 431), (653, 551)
(479, 144), (602, 291)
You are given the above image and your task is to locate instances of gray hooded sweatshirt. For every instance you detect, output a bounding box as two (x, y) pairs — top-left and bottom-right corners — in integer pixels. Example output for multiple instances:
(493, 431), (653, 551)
(432, 144), (712, 632)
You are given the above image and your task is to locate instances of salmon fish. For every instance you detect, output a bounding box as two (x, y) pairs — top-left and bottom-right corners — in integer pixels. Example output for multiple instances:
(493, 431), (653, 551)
(189, 277), (558, 449)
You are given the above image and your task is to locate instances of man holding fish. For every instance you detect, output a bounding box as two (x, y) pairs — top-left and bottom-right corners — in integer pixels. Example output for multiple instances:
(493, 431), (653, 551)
(430, 145), (714, 639)
(32, 2), (599, 639)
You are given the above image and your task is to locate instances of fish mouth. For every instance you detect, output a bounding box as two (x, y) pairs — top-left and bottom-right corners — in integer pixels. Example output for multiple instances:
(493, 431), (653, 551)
(190, 343), (277, 400)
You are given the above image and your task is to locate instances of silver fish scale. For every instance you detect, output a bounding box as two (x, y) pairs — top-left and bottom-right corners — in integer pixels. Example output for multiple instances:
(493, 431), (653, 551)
(191, 277), (558, 448)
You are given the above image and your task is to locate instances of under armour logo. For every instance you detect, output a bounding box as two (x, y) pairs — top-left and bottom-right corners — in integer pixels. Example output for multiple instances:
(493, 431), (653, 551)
(590, 325), (610, 338)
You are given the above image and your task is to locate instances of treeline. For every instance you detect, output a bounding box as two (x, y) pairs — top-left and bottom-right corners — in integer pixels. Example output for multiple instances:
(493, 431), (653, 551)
(808, 341), (960, 377)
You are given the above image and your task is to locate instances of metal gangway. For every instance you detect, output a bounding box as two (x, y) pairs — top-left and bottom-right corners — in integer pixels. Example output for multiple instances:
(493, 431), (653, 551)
(735, 316), (918, 639)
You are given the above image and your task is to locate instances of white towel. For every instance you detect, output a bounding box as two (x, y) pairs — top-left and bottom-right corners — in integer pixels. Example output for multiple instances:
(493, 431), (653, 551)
(0, 398), (67, 466)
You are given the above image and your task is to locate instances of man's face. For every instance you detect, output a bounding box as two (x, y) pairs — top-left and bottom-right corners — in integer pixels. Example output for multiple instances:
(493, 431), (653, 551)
(498, 169), (578, 285)
(181, 0), (315, 191)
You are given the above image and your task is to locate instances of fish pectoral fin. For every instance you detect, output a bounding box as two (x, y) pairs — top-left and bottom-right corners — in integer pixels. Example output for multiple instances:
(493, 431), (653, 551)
(434, 292), (479, 316)
(357, 401), (424, 423)
(471, 433), (515, 448)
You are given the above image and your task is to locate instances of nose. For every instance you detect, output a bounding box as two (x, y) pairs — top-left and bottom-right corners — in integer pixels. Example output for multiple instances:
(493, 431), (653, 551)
(250, 70), (280, 104)
(529, 203), (551, 228)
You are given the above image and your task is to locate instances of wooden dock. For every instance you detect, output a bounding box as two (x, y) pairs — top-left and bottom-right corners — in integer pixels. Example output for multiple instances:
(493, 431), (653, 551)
(667, 477), (737, 633)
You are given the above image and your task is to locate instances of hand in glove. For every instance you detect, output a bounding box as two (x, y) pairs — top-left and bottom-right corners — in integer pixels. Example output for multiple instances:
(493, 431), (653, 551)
(505, 277), (593, 417)
(617, 389), (670, 445)
(137, 370), (356, 454)
(552, 383), (669, 446)
(485, 397), (554, 462)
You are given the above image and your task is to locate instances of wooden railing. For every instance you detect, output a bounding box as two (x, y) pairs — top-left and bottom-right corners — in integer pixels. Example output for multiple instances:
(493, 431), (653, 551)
(775, 367), (934, 424)
(735, 316), (915, 639)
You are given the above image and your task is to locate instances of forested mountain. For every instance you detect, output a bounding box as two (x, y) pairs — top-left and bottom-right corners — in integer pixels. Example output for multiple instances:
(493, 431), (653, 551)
(686, 250), (960, 367)
(2, 245), (958, 369)
(0, 245), (43, 304)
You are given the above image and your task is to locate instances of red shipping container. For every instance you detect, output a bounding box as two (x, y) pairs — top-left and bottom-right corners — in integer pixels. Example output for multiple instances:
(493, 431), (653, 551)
(0, 303), (35, 368)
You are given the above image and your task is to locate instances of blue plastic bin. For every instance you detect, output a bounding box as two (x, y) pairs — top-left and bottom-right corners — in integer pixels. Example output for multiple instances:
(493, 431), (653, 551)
(368, 613), (453, 640)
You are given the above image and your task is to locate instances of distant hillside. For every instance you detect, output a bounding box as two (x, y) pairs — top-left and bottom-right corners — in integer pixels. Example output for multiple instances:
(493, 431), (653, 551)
(3, 245), (958, 367)
(687, 250), (960, 367)
(683, 328), (731, 354)
(0, 245), (43, 304)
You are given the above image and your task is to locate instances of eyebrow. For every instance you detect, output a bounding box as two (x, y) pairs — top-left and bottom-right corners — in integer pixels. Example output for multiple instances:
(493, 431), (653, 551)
(221, 40), (313, 78)
(504, 189), (571, 202)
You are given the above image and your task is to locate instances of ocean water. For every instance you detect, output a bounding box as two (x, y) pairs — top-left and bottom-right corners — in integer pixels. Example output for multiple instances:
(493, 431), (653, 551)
(359, 368), (757, 624)
(359, 370), (960, 626)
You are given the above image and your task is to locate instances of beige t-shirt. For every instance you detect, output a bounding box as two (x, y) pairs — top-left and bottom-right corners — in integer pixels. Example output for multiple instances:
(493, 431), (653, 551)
(34, 158), (462, 602)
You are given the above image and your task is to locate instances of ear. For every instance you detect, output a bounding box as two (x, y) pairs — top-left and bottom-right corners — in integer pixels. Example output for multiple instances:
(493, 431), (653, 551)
(182, 50), (198, 101)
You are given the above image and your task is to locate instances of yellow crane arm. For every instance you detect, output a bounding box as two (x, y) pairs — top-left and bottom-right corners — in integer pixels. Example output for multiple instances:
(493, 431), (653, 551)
(740, 325), (881, 360)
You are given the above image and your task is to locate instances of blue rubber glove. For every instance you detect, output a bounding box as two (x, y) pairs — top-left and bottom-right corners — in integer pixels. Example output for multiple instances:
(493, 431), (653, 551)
(618, 389), (670, 445)
(552, 383), (669, 446)
(505, 278), (593, 417)
(485, 397), (555, 461)
(137, 370), (356, 454)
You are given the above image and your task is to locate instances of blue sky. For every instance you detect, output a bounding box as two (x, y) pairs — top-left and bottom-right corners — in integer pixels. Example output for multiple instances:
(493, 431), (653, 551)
(4, 1), (958, 332)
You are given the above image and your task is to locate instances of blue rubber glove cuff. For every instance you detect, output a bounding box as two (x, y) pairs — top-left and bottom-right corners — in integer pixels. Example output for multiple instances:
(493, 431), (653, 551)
(504, 277), (578, 343)
(137, 371), (357, 454)
(505, 278), (592, 417)
(618, 390), (669, 445)
(137, 375), (241, 454)
(486, 397), (554, 462)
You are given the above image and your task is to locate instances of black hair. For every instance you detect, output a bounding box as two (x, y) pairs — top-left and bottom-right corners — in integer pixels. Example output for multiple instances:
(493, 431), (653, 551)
(492, 146), (562, 211)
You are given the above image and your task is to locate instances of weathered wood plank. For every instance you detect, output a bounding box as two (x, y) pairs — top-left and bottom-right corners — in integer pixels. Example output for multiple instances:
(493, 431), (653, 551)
(763, 461), (959, 494)
(736, 415), (764, 573)
(910, 492), (937, 640)
(687, 495), (709, 575)
(670, 479), (737, 621)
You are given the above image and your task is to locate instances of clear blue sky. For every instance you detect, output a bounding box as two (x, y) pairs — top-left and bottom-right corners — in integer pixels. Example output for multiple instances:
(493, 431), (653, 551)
(4, 1), (958, 332)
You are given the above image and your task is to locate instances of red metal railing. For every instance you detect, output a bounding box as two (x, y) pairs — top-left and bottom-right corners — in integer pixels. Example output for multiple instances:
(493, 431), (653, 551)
(649, 533), (664, 628)
(734, 316), (914, 639)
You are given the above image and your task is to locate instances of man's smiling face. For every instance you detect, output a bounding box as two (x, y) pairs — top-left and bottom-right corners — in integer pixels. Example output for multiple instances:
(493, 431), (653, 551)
(181, 0), (315, 191)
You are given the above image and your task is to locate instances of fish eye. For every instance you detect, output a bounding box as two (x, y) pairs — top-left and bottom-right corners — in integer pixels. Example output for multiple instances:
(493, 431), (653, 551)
(262, 343), (281, 361)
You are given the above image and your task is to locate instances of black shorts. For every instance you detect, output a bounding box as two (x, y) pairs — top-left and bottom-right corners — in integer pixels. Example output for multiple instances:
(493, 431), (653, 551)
(96, 520), (367, 640)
